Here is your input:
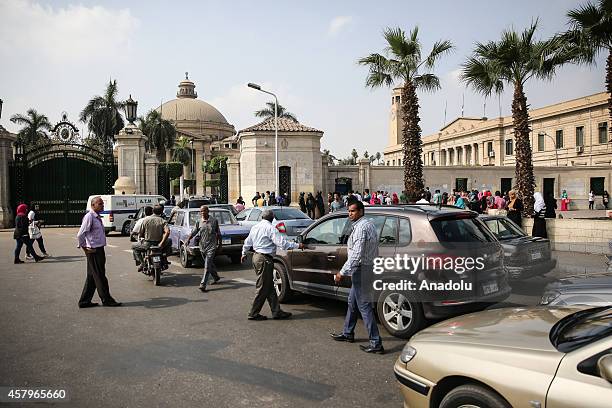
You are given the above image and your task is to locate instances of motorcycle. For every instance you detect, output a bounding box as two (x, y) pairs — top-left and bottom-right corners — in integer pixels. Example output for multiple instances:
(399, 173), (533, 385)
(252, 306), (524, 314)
(142, 245), (169, 286)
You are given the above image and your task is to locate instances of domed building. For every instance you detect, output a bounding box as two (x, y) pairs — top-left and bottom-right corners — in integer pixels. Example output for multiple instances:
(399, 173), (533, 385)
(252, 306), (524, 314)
(157, 73), (235, 195)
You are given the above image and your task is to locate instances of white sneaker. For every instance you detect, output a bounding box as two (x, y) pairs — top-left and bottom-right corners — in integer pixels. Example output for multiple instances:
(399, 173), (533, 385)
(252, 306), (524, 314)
(42, 253), (50, 257)
(25, 254), (33, 260)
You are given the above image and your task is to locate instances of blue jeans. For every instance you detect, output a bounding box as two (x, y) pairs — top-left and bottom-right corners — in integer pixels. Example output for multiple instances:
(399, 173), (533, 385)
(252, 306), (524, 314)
(15, 236), (38, 260)
(200, 249), (219, 285)
(343, 271), (382, 347)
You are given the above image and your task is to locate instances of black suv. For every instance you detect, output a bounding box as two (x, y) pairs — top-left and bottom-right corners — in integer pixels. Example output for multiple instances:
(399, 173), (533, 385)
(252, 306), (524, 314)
(273, 205), (510, 339)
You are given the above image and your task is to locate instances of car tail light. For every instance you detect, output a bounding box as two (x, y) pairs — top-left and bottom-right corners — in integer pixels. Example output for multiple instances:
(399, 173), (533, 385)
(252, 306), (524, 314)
(276, 222), (286, 233)
(109, 212), (114, 222)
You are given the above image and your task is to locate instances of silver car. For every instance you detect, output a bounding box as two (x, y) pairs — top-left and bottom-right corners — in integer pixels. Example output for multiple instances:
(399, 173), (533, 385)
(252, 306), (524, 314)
(541, 273), (612, 306)
(236, 206), (314, 239)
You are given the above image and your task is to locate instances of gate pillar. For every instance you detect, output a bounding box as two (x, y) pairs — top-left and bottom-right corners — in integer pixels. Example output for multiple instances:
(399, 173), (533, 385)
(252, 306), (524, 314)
(0, 125), (17, 227)
(115, 124), (147, 193)
(227, 157), (240, 205)
(144, 152), (159, 195)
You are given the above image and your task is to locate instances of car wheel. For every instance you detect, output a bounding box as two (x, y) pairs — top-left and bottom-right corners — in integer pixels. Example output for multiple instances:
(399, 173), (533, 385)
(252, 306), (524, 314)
(180, 245), (192, 268)
(440, 384), (511, 408)
(273, 262), (293, 302)
(376, 290), (424, 339)
(230, 254), (241, 264)
(121, 222), (130, 236)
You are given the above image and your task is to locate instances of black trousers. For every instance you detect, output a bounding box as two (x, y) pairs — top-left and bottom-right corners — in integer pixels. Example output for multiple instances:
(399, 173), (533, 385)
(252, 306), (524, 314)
(26, 236), (46, 256)
(79, 247), (113, 305)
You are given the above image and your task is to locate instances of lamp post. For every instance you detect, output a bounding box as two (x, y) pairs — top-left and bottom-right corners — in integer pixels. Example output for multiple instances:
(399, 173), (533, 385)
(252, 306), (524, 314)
(248, 82), (278, 197)
(124, 95), (138, 125)
(538, 132), (558, 167)
(0, 98), (3, 120)
(190, 138), (195, 196)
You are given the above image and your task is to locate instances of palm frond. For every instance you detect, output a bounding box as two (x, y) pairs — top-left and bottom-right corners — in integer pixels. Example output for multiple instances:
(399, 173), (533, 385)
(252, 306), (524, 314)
(424, 40), (454, 70)
(413, 74), (441, 92)
(461, 56), (504, 96)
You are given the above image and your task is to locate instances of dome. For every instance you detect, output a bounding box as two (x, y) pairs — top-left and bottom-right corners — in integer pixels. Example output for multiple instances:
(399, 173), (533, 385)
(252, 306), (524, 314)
(158, 98), (229, 124)
(156, 73), (229, 125)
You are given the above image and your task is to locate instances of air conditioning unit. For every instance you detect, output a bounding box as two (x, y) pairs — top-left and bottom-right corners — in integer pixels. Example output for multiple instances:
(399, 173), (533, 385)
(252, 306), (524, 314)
(575, 146), (584, 153)
(488, 151), (495, 158)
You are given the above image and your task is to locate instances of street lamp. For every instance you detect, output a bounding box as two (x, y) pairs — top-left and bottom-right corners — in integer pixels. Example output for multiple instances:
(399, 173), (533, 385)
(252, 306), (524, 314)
(190, 138), (195, 196)
(538, 132), (558, 167)
(124, 95), (138, 125)
(0, 98), (3, 119)
(248, 82), (279, 197)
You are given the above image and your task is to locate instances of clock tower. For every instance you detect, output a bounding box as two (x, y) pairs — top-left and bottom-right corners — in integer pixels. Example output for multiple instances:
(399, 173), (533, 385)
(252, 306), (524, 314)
(389, 87), (404, 147)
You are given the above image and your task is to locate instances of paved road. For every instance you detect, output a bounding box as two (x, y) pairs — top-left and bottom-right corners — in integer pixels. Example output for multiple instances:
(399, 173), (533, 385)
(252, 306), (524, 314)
(0, 228), (563, 407)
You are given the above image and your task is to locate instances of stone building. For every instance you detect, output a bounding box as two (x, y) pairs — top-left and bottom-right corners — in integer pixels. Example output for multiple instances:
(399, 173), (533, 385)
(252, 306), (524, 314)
(384, 90), (611, 168)
(157, 74), (235, 195)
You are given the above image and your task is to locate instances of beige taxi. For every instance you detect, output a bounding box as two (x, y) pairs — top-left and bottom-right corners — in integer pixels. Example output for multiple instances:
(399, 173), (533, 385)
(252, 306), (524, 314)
(394, 306), (612, 408)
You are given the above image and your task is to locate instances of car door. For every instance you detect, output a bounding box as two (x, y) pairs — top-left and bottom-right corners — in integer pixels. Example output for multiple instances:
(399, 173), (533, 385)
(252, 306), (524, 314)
(241, 208), (261, 228)
(291, 216), (349, 297)
(546, 339), (612, 408)
(168, 211), (181, 251)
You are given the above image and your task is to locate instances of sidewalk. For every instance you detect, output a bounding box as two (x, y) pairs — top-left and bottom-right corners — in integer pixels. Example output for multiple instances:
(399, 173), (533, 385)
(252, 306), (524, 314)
(557, 209), (610, 219)
(551, 250), (610, 277)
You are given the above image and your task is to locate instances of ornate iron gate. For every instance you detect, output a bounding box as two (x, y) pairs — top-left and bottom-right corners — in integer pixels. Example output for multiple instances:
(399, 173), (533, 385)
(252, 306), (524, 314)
(219, 160), (228, 204)
(10, 143), (116, 226)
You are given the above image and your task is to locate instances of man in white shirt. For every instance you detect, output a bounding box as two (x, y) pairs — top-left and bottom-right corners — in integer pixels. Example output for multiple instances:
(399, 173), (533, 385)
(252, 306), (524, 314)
(241, 209), (305, 320)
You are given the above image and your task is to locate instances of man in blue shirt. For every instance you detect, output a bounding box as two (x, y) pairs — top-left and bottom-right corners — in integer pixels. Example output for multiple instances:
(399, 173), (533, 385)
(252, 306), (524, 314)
(330, 200), (383, 354)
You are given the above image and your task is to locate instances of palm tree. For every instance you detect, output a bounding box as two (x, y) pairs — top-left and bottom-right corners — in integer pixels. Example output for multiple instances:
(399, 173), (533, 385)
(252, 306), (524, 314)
(359, 27), (453, 201)
(10, 109), (53, 149)
(322, 149), (337, 165)
(80, 80), (125, 151)
(138, 109), (177, 161)
(462, 21), (572, 215)
(562, 0), (612, 139)
(350, 148), (358, 164)
(173, 136), (192, 200)
(255, 101), (298, 122)
(375, 152), (382, 165)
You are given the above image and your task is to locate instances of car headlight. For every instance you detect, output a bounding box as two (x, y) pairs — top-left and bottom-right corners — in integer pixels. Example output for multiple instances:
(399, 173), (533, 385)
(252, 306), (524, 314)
(400, 344), (417, 363)
(540, 291), (560, 305)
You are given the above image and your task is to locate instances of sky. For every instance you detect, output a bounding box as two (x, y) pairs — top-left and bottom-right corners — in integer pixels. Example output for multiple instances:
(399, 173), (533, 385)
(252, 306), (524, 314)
(0, 0), (606, 159)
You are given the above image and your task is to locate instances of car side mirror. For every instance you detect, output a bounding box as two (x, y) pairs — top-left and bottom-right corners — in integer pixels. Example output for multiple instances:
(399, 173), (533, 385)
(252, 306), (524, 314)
(598, 354), (612, 383)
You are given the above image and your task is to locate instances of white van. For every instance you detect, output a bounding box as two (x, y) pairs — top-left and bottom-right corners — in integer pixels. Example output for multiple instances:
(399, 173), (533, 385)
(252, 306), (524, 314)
(86, 194), (166, 235)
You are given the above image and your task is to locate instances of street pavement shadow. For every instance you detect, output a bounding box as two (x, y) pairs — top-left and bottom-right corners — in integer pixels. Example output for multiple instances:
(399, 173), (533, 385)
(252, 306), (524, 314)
(122, 297), (207, 309)
(36, 255), (83, 263)
(509, 275), (556, 296)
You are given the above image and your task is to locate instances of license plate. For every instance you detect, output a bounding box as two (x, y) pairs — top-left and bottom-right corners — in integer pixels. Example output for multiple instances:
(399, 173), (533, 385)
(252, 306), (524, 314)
(152, 256), (161, 262)
(531, 251), (542, 260)
(482, 281), (499, 295)
(222, 238), (231, 245)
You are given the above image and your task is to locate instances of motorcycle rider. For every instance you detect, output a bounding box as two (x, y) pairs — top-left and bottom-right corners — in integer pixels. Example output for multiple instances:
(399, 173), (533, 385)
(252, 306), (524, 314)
(133, 204), (170, 271)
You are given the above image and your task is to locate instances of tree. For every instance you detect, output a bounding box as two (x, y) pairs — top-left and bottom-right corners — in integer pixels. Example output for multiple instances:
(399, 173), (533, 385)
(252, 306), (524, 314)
(562, 0), (612, 139)
(363, 150), (370, 158)
(351, 148), (358, 164)
(359, 27), (453, 201)
(10, 109), (53, 149)
(462, 21), (572, 215)
(375, 152), (382, 165)
(138, 109), (177, 161)
(255, 101), (298, 122)
(80, 80), (125, 151)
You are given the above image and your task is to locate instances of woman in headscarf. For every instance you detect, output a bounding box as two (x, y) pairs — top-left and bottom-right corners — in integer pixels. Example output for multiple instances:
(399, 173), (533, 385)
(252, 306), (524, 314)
(299, 192), (307, 213)
(392, 192), (399, 205)
(532, 192), (547, 238)
(544, 192), (557, 219)
(306, 193), (316, 219)
(560, 190), (569, 211)
(455, 192), (467, 209)
(14, 204), (43, 264)
(506, 190), (523, 228)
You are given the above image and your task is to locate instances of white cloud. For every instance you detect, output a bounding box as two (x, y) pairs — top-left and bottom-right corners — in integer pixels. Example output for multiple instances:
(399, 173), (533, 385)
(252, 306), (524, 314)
(328, 16), (353, 36)
(0, 0), (139, 65)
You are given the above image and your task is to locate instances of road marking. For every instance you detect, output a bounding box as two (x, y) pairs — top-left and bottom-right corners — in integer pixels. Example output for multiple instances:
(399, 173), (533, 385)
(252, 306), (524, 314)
(123, 250), (132, 253)
(231, 278), (256, 285)
(107, 244), (118, 248)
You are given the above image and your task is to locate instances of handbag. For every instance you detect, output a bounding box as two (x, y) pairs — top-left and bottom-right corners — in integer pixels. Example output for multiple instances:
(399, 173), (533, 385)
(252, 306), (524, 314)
(28, 224), (42, 240)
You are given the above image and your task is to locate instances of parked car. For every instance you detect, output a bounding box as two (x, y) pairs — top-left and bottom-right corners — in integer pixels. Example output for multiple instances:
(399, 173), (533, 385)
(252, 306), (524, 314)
(394, 305), (612, 408)
(128, 205), (174, 241)
(480, 214), (556, 280)
(273, 205), (510, 339)
(167, 208), (250, 266)
(87, 194), (165, 235)
(236, 206), (314, 239)
(186, 196), (218, 208)
(208, 203), (238, 216)
(541, 273), (612, 306)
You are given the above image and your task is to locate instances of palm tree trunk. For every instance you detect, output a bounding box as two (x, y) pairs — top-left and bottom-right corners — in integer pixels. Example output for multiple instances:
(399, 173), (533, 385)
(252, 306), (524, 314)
(400, 80), (424, 202)
(166, 149), (172, 163)
(606, 48), (612, 140)
(512, 82), (535, 217)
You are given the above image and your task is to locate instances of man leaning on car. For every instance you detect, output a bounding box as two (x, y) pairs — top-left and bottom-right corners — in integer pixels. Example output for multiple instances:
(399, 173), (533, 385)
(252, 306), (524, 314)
(241, 209), (305, 321)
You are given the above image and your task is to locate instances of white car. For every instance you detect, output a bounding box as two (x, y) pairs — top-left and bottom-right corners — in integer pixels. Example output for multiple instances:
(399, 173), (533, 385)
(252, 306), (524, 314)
(86, 194), (165, 235)
(236, 206), (314, 239)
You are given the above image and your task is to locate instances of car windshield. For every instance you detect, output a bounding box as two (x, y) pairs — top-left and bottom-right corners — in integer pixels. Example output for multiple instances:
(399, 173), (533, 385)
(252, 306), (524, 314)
(550, 306), (612, 353)
(272, 208), (309, 220)
(188, 210), (236, 226)
(236, 209), (249, 220)
(484, 217), (525, 240)
(430, 216), (494, 245)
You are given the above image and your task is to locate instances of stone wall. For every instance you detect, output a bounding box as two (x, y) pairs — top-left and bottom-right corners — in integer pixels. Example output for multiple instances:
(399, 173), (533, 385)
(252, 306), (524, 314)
(522, 218), (612, 255)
